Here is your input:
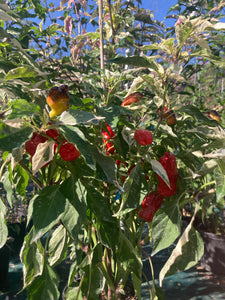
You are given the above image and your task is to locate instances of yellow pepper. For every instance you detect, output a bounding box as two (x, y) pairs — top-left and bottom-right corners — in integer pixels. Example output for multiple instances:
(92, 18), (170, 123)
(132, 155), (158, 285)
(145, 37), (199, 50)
(47, 85), (69, 118)
(206, 110), (221, 124)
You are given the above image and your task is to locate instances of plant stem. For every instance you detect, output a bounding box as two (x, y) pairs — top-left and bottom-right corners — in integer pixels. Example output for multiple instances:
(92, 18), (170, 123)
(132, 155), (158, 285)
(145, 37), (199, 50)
(98, 0), (104, 72)
(106, 247), (113, 299)
(19, 160), (43, 190)
(107, 0), (115, 44)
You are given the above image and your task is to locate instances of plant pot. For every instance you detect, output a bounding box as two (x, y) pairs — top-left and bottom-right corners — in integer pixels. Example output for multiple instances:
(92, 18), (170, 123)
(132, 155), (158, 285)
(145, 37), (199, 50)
(0, 244), (10, 292)
(200, 231), (225, 275)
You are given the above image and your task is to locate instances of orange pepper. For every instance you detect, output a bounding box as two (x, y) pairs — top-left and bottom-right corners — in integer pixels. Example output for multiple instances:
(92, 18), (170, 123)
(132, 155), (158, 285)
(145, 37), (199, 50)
(47, 85), (69, 118)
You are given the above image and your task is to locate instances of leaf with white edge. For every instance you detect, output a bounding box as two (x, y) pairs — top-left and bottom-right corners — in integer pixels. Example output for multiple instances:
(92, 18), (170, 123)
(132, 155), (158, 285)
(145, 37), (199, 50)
(26, 263), (60, 300)
(0, 198), (7, 248)
(205, 22), (225, 31)
(187, 126), (225, 140)
(196, 159), (218, 176)
(150, 159), (170, 188)
(32, 185), (66, 241)
(58, 110), (104, 125)
(2, 170), (13, 207)
(152, 199), (181, 255)
(4, 119), (24, 128)
(159, 227), (204, 287)
(48, 225), (71, 267)
(32, 140), (55, 174)
(60, 178), (87, 240)
(204, 148), (225, 159)
(159, 204), (203, 286)
(125, 76), (144, 98)
(20, 227), (44, 287)
(191, 49), (225, 69)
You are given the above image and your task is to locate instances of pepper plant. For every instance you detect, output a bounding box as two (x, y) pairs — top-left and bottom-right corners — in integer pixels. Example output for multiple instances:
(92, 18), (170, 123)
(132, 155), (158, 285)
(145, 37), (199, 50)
(0, 1), (225, 299)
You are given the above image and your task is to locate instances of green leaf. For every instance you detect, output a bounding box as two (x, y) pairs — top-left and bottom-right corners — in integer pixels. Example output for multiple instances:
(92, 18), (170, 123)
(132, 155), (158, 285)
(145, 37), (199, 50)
(159, 227), (204, 286)
(0, 198), (8, 248)
(0, 126), (32, 151)
(27, 263), (60, 300)
(109, 56), (154, 68)
(61, 125), (95, 170)
(13, 164), (29, 196)
(180, 105), (217, 124)
(32, 185), (66, 241)
(79, 244), (105, 299)
(64, 287), (83, 300)
(60, 177), (87, 241)
(4, 66), (45, 81)
(131, 273), (142, 300)
(86, 185), (119, 249)
(58, 110), (104, 125)
(152, 199), (181, 255)
(8, 99), (40, 119)
(96, 104), (128, 125)
(48, 225), (71, 267)
(20, 227), (44, 287)
(215, 162), (225, 204)
(114, 164), (143, 216)
(191, 49), (225, 69)
(176, 151), (202, 172)
(90, 145), (118, 186)
(117, 231), (142, 280)
(31, 0), (46, 19)
(187, 126), (225, 140)
(2, 170), (13, 206)
(196, 159), (218, 176)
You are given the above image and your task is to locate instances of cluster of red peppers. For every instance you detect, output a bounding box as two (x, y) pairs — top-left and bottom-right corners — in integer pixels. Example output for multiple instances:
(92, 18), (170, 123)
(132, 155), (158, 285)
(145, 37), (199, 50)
(25, 128), (80, 165)
(101, 120), (178, 223)
(138, 152), (178, 222)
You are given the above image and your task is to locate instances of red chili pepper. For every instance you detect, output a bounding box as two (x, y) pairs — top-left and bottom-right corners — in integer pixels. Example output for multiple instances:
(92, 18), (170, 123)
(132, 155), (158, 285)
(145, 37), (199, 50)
(45, 129), (59, 140)
(102, 123), (115, 155)
(25, 132), (48, 157)
(121, 92), (143, 107)
(157, 152), (178, 197)
(59, 142), (80, 161)
(138, 191), (164, 222)
(134, 129), (153, 146)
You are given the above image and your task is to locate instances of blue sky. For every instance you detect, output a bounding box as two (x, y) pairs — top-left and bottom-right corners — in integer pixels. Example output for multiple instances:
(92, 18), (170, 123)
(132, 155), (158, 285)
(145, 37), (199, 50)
(142, 0), (177, 19)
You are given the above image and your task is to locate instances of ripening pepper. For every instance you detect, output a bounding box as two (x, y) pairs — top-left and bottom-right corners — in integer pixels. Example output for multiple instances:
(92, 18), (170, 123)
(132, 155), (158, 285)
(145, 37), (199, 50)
(102, 123), (116, 154)
(134, 129), (153, 146)
(138, 191), (164, 222)
(157, 152), (178, 197)
(121, 92), (143, 106)
(47, 85), (69, 118)
(162, 108), (177, 126)
(206, 110), (221, 124)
